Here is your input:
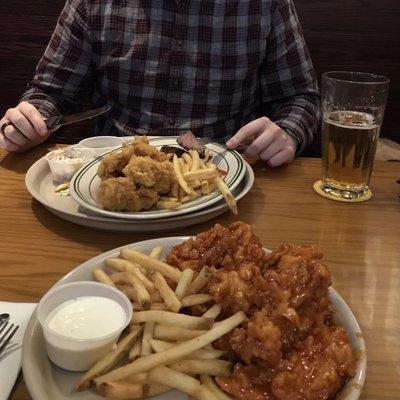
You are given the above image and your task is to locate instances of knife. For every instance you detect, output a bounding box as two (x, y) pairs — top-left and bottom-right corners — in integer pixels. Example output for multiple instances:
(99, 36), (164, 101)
(44, 105), (111, 130)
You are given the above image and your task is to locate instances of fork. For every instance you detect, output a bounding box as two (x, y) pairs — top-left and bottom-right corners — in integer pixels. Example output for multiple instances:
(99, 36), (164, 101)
(0, 315), (19, 356)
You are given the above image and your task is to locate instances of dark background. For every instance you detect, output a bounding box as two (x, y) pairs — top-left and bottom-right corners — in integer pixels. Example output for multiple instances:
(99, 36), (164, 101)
(0, 0), (399, 145)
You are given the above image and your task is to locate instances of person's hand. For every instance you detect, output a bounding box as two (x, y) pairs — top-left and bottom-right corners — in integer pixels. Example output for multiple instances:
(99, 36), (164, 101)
(226, 117), (297, 167)
(0, 101), (50, 153)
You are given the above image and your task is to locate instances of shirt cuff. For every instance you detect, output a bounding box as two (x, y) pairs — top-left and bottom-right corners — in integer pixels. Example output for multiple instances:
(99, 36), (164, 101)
(19, 94), (61, 119)
(274, 118), (307, 156)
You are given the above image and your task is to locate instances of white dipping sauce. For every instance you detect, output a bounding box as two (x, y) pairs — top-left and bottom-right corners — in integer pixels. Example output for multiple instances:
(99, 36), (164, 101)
(45, 296), (125, 340)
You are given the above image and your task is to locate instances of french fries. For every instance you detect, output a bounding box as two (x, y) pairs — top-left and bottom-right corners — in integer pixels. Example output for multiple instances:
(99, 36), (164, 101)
(173, 154), (196, 195)
(95, 311), (246, 383)
(184, 167), (218, 182)
(97, 381), (170, 399)
(203, 304), (222, 319)
(149, 246), (163, 260)
(149, 340), (227, 360)
(132, 310), (213, 329)
(111, 272), (151, 310)
(120, 248), (182, 282)
(147, 366), (203, 398)
(151, 271), (182, 312)
(187, 266), (212, 295)
(129, 339), (142, 361)
(77, 327), (142, 391)
(200, 375), (233, 400)
(170, 359), (233, 377)
(147, 366), (220, 400)
(214, 176), (238, 215)
(181, 294), (213, 308)
(92, 268), (116, 288)
(189, 150), (200, 171)
(106, 258), (155, 291)
(156, 200), (181, 210)
(175, 268), (195, 299)
(153, 325), (206, 341)
(132, 302), (167, 311)
(140, 321), (155, 357)
(77, 245), (242, 400)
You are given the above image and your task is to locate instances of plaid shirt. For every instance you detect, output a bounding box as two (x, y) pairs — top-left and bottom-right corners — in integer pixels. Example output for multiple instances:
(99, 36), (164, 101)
(20, 0), (320, 153)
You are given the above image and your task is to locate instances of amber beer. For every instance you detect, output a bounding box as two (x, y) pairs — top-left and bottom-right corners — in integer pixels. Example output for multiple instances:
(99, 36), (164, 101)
(320, 72), (389, 201)
(322, 110), (379, 193)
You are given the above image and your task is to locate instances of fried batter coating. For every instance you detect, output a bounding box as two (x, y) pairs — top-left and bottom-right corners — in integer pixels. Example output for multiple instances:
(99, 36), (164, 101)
(164, 222), (355, 400)
(166, 222), (266, 272)
(130, 136), (169, 162)
(97, 143), (136, 179)
(122, 156), (175, 194)
(210, 244), (332, 318)
(96, 177), (158, 211)
(218, 326), (355, 400)
(97, 136), (169, 180)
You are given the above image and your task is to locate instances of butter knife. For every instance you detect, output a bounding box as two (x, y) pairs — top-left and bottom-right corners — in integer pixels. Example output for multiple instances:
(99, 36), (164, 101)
(45, 105), (111, 130)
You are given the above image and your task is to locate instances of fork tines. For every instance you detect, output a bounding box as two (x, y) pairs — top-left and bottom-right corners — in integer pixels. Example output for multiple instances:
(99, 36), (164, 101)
(0, 320), (19, 356)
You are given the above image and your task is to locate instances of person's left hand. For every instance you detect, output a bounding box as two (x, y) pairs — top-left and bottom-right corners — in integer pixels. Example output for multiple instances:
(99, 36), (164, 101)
(226, 117), (297, 167)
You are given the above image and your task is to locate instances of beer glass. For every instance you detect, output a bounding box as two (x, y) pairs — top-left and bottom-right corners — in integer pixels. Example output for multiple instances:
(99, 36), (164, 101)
(320, 71), (390, 201)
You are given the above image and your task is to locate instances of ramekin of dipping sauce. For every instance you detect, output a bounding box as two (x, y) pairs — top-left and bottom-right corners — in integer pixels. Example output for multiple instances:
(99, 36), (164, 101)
(45, 146), (95, 184)
(37, 281), (132, 371)
(78, 136), (124, 156)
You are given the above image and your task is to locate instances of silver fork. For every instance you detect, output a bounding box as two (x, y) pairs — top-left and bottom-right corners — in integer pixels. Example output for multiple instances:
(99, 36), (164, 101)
(0, 314), (19, 356)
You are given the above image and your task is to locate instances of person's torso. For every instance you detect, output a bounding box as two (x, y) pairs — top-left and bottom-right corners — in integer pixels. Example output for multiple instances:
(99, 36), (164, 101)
(87, 0), (273, 139)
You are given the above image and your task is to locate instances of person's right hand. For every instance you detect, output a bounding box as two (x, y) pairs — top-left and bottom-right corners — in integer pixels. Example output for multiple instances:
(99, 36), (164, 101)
(0, 101), (50, 153)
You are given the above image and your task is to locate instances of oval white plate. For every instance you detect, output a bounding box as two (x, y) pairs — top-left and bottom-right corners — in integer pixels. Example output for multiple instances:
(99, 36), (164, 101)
(70, 137), (246, 220)
(25, 155), (254, 232)
(22, 238), (366, 400)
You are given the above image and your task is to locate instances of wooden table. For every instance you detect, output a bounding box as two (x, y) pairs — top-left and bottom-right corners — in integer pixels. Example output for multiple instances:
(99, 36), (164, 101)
(1, 145), (399, 400)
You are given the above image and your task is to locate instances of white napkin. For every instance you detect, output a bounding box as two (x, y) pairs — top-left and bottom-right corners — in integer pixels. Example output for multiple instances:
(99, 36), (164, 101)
(0, 302), (36, 400)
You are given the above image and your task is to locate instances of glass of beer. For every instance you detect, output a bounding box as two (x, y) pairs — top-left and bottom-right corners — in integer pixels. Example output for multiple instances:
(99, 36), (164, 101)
(320, 71), (390, 201)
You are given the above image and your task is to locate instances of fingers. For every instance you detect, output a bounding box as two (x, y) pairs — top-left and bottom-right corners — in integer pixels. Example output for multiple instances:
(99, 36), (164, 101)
(0, 102), (49, 153)
(244, 124), (281, 158)
(227, 117), (297, 168)
(5, 108), (38, 142)
(18, 102), (48, 136)
(258, 138), (283, 162)
(227, 117), (272, 149)
(0, 133), (20, 152)
(4, 127), (28, 146)
(267, 148), (295, 167)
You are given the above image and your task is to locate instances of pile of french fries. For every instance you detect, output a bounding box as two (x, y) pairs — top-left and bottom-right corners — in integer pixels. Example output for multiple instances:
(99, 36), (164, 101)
(157, 149), (238, 215)
(79, 245), (246, 399)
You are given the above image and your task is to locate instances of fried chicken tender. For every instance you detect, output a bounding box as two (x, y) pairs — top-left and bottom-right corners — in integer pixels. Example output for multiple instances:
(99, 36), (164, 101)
(130, 136), (169, 162)
(97, 136), (169, 180)
(97, 143), (136, 179)
(217, 326), (355, 400)
(96, 177), (158, 211)
(210, 244), (332, 318)
(165, 222), (355, 400)
(212, 244), (333, 370)
(166, 222), (266, 272)
(122, 156), (175, 194)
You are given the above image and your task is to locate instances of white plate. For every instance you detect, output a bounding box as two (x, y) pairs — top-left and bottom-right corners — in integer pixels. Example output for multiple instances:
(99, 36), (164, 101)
(22, 238), (366, 400)
(69, 137), (246, 220)
(25, 156), (254, 232)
